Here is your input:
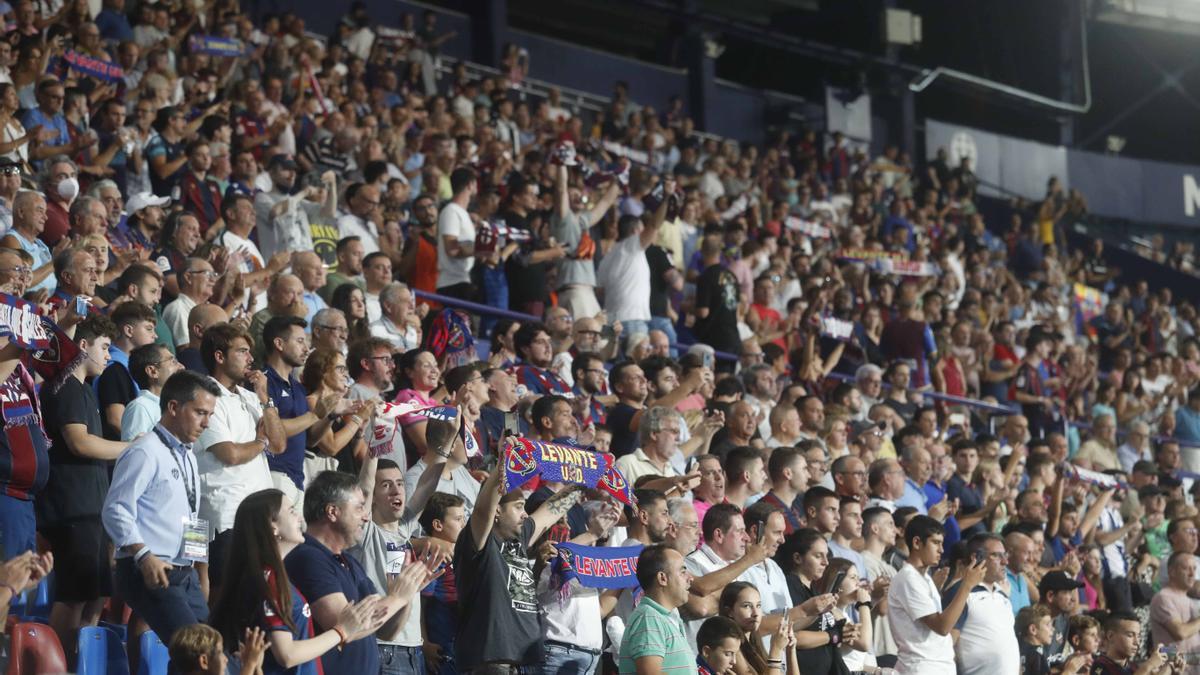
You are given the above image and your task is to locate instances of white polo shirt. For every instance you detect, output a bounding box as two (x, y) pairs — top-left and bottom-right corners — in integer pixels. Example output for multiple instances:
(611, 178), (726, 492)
(946, 579), (1019, 675)
(369, 316), (420, 352)
(684, 543), (732, 649)
(616, 449), (680, 489)
(195, 379), (272, 537)
(739, 558), (792, 615)
(887, 563), (956, 675)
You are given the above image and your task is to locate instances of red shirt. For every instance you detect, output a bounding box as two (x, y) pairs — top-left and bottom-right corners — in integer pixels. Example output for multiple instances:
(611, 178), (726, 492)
(40, 199), (70, 248)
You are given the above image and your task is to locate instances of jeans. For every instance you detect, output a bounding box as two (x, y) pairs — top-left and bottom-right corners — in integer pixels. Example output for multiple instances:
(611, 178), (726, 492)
(540, 642), (600, 675)
(114, 557), (207, 644)
(380, 644), (426, 675)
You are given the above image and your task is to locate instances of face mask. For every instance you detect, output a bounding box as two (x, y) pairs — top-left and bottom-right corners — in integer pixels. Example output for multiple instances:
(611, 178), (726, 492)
(57, 176), (79, 201)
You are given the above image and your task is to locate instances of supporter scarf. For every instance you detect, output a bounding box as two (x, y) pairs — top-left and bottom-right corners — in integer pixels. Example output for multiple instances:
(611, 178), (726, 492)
(819, 315), (855, 342)
(187, 35), (248, 57)
(302, 59), (331, 115)
(550, 542), (643, 592)
(719, 195), (749, 221)
(0, 294), (51, 351)
(27, 316), (82, 395)
(503, 436), (636, 506)
(61, 50), (124, 83)
(474, 218), (532, 255)
(837, 248), (907, 263)
(1065, 463), (1129, 490)
(425, 310), (476, 371)
(785, 216), (831, 239)
(870, 258), (940, 276)
(601, 141), (649, 166)
(368, 401), (459, 458)
(1073, 283), (1107, 338)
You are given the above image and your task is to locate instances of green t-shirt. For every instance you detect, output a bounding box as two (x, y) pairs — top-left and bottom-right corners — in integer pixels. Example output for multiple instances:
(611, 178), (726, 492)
(618, 597), (694, 674)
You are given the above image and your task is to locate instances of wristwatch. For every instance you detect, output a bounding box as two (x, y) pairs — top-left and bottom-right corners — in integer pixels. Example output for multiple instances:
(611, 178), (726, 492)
(261, 398), (277, 411)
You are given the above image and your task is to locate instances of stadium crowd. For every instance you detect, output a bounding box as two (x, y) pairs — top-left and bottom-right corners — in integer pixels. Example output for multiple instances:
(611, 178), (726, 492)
(0, 1), (1193, 675)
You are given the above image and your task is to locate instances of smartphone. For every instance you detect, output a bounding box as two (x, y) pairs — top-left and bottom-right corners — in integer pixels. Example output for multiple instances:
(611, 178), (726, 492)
(829, 569), (848, 596)
(701, 350), (714, 370)
(600, 324), (615, 340)
(973, 549), (985, 565)
(502, 411), (520, 438)
(75, 295), (89, 317)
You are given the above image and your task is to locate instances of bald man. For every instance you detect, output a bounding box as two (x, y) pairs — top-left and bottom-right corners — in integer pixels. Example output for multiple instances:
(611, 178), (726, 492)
(291, 251), (329, 327)
(249, 273), (306, 366)
(647, 329), (671, 358)
(176, 303), (228, 375)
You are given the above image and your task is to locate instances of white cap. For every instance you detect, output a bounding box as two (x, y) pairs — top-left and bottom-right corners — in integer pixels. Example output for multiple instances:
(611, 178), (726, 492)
(125, 192), (171, 215)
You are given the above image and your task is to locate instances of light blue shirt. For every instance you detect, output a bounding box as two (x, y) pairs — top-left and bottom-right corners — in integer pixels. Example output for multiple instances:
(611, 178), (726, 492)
(121, 391), (160, 441)
(101, 424), (199, 566)
(827, 539), (868, 579)
(303, 290), (327, 330)
(897, 477), (929, 514)
(1176, 406), (1200, 446)
(8, 230), (54, 295)
(1006, 567), (1031, 615)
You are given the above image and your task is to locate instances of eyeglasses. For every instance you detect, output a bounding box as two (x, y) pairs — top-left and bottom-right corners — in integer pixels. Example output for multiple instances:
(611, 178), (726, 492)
(0, 266), (31, 276)
(185, 270), (219, 279)
(316, 325), (348, 335)
(0, 167), (20, 176)
(576, 330), (601, 337)
(837, 470), (867, 478)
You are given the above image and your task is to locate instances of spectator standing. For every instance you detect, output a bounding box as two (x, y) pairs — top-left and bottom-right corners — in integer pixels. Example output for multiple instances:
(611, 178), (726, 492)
(453, 463), (583, 672)
(122, 342), (183, 441)
(97, 300), (159, 440)
(436, 167), (478, 301)
(39, 315), (126, 658)
(1150, 551), (1200, 662)
(943, 533), (1019, 675)
(195, 323), (285, 597)
(285, 470), (436, 675)
(552, 161), (619, 320)
(260, 316), (342, 504)
(1040, 570), (1084, 660)
(102, 371), (221, 646)
(887, 515), (986, 675)
(162, 257), (217, 348)
(511, 322), (571, 397)
(209, 489), (393, 674)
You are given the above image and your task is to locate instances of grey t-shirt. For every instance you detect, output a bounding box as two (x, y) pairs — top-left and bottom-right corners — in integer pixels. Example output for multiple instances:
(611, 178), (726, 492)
(349, 516), (422, 647)
(552, 209), (596, 288)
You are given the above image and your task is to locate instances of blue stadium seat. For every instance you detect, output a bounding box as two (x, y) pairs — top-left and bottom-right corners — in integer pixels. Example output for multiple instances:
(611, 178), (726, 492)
(138, 630), (169, 675)
(98, 620), (127, 643)
(77, 625), (130, 675)
(20, 574), (52, 622)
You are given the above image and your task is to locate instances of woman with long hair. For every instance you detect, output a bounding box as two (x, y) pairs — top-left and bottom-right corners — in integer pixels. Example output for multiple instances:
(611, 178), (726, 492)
(774, 528), (851, 675)
(301, 349), (374, 477)
(392, 348), (440, 466)
(209, 490), (385, 673)
(815, 559), (878, 674)
(0, 83), (35, 170)
(717, 582), (798, 675)
(331, 283), (372, 344)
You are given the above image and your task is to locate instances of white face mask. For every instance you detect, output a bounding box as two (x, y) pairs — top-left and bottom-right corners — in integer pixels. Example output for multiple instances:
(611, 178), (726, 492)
(56, 176), (79, 201)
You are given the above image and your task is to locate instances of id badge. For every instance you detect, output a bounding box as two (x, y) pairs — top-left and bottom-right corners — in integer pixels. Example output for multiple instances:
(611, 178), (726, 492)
(182, 517), (209, 562)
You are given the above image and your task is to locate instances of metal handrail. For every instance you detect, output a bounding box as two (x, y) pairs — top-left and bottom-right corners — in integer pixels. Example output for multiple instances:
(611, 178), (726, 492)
(412, 289), (740, 362)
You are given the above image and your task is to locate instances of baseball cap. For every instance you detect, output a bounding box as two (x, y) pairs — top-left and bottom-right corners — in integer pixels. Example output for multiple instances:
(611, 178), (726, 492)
(125, 192), (170, 214)
(1138, 484), (1167, 500)
(1038, 570), (1085, 595)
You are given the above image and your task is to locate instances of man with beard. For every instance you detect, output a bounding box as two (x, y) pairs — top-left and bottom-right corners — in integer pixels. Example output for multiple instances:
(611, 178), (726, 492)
(511, 321), (570, 397)
(397, 194), (439, 298)
(571, 352), (608, 428)
(320, 236), (366, 302)
(478, 367), (523, 458)
(260, 316), (348, 505)
(255, 157), (339, 260)
(195, 323), (286, 598)
(454, 457), (587, 672)
(249, 273), (306, 366)
(607, 361), (650, 458)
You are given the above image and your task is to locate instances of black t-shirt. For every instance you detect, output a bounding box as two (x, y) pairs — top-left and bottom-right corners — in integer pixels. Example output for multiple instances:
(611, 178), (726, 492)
(695, 263), (742, 354)
(786, 575), (850, 675)
(38, 377), (109, 525)
(1019, 639), (1050, 675)
(503, 210), (551, 308)
(176, 347), (207, 375)
(453, 517), (542, 669)
(646, 244), (672, 318)
(607, 403), (641, 458)
(96, 363), (137, 441)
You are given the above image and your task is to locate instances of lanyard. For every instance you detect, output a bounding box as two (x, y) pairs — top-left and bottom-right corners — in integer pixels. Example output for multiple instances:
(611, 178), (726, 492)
(156, 428), (196, 513)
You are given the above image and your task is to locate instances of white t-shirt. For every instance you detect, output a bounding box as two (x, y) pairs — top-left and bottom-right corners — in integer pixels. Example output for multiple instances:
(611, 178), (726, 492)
(596, 234), (651, 322)
(403, 459), (480, 517)
(537, 568), (603, 649)
(162, 294), (198, 347)
(337, 213), (380, 253)
(195, 380), (272, 536)
(950, 580), (1020, 675)
(436, 202), (475, 288)
(887, 563), (956, 675)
